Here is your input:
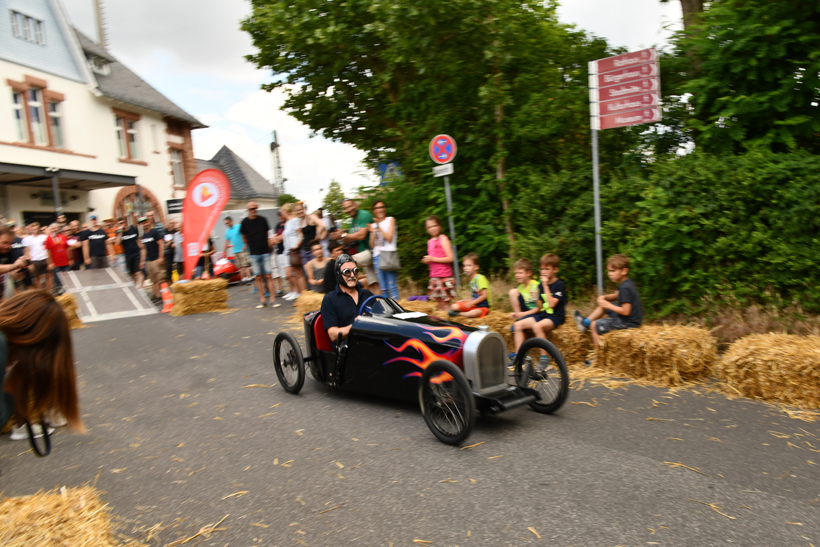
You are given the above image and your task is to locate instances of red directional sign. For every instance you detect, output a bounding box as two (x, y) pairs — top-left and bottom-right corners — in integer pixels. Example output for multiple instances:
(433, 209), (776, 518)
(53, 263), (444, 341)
(590, 47), (661, 130)
(594, 78), (659, 102)
(594, 108), (661, 131)
(595, 63), (658, 88)
(592, 48), (657, 75)
(593, 92), (660, 116)
(429, 134), (457, 164)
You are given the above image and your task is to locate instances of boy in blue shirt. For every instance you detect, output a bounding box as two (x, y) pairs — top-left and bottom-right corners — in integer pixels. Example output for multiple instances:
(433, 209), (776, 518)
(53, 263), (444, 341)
(574, 254), (643, 354)
(450, 253), (491, 318)
(223, 216), (251, 284)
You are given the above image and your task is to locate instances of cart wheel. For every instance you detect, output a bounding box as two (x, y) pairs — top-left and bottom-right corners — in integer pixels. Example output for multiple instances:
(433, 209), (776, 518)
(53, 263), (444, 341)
(513, 337), (569, 414)
(419, 360), (476, 445)
(273, 332), (305, 394)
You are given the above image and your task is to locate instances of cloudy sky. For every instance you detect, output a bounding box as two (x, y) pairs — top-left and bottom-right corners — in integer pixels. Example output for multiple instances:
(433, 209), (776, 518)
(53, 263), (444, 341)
(61, 0), (682, 210)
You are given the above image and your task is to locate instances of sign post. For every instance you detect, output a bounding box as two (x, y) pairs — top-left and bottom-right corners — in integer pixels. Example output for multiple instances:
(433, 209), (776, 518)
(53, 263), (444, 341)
(429, 134), (460, 290)
(588, 48), (660, 294)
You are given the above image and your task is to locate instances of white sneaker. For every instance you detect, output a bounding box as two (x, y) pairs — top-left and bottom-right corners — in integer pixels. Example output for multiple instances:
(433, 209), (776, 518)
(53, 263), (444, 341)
(284, 292), (298, 301)
(46, 412), (67, 427)
(10, 423), (55, 441)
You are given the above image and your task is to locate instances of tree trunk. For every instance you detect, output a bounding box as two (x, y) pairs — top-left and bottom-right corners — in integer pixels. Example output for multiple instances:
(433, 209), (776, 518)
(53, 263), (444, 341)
(495, 102), (515, 255)
(680, 0), (704, 30)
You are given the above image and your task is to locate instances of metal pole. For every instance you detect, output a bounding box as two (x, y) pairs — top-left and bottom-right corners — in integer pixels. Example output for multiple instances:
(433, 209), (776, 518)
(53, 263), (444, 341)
(591, 128), (603, 295)
(443, 175), (460, 289)
(49, 169), (62, 218)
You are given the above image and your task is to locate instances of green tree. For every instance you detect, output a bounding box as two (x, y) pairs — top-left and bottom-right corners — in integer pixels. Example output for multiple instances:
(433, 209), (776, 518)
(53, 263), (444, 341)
(243, 0), (638, 274)
(277, 193), (297, 206)
(682, 0), (820, 154)
(321, 180), (346, 219)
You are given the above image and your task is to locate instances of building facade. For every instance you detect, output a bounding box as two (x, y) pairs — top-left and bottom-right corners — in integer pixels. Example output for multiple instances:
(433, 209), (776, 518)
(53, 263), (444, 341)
(0, 0), (203, 227)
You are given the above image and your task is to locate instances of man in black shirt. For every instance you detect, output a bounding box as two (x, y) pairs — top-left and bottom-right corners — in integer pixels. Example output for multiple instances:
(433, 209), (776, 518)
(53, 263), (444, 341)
(117, 218), (143, 286)
(66, 220), (83, 270)
(139, 216), (165, 301)
(320, 254), (373, 346)
(0, 226), (30, 300)
(82, 215), (109, 269)
(239, 201), (278, 309)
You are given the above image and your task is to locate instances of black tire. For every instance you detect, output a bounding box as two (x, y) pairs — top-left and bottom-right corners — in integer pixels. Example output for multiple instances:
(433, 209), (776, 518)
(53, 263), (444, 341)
(418, 360), (476, 445)
(513, 337), (570, 414)
(273, 332), (305, 394)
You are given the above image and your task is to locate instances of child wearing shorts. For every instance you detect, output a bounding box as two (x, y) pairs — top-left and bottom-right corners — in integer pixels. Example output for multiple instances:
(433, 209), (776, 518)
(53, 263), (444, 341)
(423, 215), (456, 312)
(574, 254), (643, 361)
(450, 253), (491, 318)
(511, 254), (568, 371)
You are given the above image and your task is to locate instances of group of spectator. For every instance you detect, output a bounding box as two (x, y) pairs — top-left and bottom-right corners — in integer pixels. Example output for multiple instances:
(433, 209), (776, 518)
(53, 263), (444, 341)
(0, 211), (181, 305)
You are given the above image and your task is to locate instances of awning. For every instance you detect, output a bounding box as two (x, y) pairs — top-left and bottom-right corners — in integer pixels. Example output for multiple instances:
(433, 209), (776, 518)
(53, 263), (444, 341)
(0, 162), (136, 191)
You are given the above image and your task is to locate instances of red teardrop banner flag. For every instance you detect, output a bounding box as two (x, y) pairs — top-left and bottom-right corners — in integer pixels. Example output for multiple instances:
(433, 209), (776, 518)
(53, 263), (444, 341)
(182, 169), (231, 281)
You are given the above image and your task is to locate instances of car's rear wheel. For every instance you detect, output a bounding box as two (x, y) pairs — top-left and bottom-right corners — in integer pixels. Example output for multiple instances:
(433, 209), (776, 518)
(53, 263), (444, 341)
(419, 360), (476, 445)
(273, 332), (305, 394)
(513, 337), (569, 414)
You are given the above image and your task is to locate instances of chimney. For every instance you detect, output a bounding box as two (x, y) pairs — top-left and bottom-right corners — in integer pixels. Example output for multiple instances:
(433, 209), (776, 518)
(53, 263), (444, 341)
(95, 0), (107, 49)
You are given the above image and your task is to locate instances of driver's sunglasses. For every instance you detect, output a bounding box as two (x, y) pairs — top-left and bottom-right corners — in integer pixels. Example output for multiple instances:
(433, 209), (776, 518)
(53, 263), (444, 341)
(341, 267), (359, 278)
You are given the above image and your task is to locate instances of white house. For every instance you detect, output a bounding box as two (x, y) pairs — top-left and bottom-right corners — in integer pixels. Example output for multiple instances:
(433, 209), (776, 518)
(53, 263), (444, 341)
(0, 0), (204, 227)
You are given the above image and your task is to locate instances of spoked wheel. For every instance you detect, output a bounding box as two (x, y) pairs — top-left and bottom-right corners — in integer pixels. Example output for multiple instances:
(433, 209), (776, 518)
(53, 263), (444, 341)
(419, 360), (476, 445)
(273, 332), (305, 394)
(513, 337), (570, 414)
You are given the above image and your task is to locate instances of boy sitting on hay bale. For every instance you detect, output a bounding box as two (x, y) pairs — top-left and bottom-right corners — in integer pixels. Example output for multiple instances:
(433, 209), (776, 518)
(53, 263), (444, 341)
(510, 254), (569, 372)
(449, 253), (491, 318)
(573, 254), (643, 363)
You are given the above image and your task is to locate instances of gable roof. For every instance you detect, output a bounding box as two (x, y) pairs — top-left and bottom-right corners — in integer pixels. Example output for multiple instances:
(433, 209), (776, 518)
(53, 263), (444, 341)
(73, 29), (205, 128)
(197, 146), (276, 200)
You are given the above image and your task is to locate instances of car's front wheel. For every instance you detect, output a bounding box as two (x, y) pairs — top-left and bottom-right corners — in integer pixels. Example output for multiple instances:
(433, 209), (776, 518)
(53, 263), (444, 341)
(419, 360), (476, 445)
(273, 332), (305, 394)
(513, 337), (570, 414)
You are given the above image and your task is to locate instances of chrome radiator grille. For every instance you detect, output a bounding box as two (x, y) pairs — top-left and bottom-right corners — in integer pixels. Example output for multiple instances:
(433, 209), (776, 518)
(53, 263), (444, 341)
(477, 335), (506, 389)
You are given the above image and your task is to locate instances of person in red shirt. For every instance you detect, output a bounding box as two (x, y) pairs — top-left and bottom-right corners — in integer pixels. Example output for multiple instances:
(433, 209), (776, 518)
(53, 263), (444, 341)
(45, 223), (70, 295)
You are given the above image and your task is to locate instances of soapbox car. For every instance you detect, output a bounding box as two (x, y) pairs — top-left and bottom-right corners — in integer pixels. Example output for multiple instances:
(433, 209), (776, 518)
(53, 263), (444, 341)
(272, 295), (569, 445)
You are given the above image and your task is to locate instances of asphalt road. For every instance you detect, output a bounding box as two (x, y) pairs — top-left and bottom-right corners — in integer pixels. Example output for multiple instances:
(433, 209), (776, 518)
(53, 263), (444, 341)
(1, 286), (818, 547)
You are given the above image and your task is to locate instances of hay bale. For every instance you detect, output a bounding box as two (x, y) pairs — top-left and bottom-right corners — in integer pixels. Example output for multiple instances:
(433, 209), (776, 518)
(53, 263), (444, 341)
(171, 278), (228, 294)
(718, 333), (820, 409)
(547, 328), (593, 366)
(170, 279), (229, 316)
(596, 325), (717, 386)
(0, 486), (146, 546)
(55, 293), (83, 329)
(295, 292), (325, 315)
(396, 299), (440, 316)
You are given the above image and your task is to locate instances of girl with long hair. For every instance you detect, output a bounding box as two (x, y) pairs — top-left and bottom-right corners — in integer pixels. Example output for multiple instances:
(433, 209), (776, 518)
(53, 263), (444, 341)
(1, 290), (85, 442)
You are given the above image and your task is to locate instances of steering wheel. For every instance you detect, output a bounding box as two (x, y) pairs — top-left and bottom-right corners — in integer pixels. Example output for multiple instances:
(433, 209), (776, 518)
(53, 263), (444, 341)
(359, 294), (392, 316)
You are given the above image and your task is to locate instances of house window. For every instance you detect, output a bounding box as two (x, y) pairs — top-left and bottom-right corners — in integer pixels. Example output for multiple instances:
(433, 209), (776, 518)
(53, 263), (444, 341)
(10, 11), (44, 45)
(48, 101), (63, 148)
(11, 91), (27, 141)
(115, 116), (127, 157)
(126, 120), (139, 158)
(113, 110), (142, 161)
(28, 88), (47, 145)
(171, 149), (185, 187)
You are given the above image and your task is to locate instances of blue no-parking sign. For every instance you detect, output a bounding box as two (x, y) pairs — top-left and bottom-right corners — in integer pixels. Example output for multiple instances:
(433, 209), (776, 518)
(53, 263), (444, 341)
(429, 134), (457, 164)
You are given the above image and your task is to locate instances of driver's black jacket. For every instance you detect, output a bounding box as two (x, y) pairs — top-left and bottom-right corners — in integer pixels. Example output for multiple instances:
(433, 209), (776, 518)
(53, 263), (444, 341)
(321, 284), (374, 338)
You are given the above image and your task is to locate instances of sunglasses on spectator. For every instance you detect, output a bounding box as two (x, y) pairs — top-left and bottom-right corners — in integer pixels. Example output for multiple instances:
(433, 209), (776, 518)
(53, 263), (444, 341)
(341, 267), (359, 278)
(248, 207), (258, 211)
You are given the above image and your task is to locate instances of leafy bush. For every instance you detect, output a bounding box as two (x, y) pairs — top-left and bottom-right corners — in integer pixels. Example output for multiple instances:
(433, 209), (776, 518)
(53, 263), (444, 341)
(625, 151), (820, 314)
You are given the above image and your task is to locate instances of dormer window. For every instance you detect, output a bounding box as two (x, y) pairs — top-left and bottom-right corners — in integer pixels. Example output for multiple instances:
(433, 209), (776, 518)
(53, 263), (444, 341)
(88, 56), (111, 76)
(10, 11), (45, 45)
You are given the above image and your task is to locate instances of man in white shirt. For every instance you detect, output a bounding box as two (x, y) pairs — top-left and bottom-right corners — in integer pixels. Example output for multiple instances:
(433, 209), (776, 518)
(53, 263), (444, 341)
(22, 222), (49, 290)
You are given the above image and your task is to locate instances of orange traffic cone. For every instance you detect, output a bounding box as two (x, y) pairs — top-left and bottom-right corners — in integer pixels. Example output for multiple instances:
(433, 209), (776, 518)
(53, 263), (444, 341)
(160, 282), (174, 313)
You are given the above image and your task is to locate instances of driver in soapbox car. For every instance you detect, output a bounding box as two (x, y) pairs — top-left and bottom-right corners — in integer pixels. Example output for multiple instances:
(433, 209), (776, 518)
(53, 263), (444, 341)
(271, 255), (570, 445)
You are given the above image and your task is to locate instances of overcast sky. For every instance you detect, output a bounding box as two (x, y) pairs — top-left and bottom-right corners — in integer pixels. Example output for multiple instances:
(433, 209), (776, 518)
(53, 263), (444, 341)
(61, 0), (682, 209)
